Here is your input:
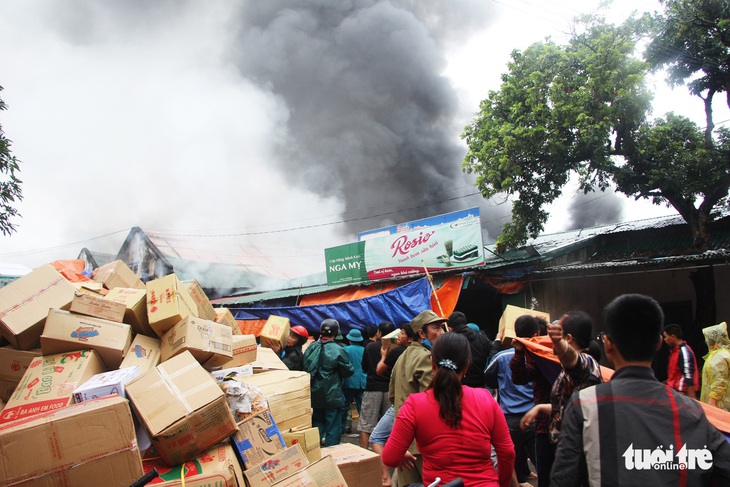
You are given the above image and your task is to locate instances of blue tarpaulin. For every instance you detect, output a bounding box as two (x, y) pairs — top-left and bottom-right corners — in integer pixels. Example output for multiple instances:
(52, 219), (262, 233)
(230, 277), (432, 335)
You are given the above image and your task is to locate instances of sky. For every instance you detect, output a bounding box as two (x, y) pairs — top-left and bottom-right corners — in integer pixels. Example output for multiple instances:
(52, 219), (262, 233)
(0, 0), (727, 282)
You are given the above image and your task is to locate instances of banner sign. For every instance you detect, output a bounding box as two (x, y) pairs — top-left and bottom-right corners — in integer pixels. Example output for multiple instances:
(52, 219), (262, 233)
(326, 208), (484, 285)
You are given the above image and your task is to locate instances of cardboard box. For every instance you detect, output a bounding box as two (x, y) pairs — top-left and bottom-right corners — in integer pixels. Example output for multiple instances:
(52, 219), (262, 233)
(321, 443), (380, 487)
(271, 455), (348, 487)
(231, 409), (286, 468)
(146, 273), (198, 337)
(0, 345), (42, 382)
(160, 315), (233, 365)
(119, 333), (162, 373)
(125, 350), (238, 466)
(382, 328), (401, 350)
(215, 308), (242, 335)
(260, 315), (290, 349)
(282, 427), (322, 464)
(72, 366), (140, 402)
(183, 279), (218, 321)
(72, 280), (107, 295)
(41, 308), (133, 369)
(239, 370), (312, 431)
(70, 291), (126, 322)
(105, 287), (155, 337)
(498, 305), (550, 339)
(209, 334), (258, 370)
(244, 444), (309, 487)
(0, 350), (105, 425)
(0, 264), (78, 350)
(92, 259), (145, 290)
(251, 345), (289, 372)
(141, 443), (244, 487)
(211, 364), (253, 383)
(0, 394), (144, 487)
(0, 378), (17, 403)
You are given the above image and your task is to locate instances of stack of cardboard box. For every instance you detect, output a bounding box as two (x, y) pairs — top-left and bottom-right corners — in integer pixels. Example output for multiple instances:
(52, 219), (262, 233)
(0, 260), (375, 487)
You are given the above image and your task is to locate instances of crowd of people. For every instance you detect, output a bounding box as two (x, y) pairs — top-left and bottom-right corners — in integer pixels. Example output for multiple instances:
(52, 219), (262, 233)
(273, 294), (730, 486)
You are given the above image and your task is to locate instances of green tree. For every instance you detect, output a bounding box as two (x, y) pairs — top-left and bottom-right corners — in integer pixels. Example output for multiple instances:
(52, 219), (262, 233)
(462, 4), (730, 253)
(0, 85), (23, 236)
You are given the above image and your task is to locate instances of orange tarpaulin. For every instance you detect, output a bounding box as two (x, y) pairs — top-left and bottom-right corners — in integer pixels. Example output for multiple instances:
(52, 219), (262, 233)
(51, 259), (94, 283)
(430, 274), (463, 319)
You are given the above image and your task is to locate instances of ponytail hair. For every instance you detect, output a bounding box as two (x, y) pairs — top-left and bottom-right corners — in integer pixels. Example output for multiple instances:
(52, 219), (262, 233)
(429, 333), (471, 429)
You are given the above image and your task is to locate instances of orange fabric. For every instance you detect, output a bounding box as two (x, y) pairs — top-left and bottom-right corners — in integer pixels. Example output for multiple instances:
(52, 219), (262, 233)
(237, 319), (266, 337)
(51, 259), (94, 283)
(698, 401), (730, 434)
(431, 274), (463, 319)
(485, 278), (526, 294)
(300, 281), (401, 306)
(514, 336), (614, 382)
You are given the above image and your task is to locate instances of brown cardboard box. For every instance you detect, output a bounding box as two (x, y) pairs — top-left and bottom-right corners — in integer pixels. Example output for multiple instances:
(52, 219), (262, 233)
(272, 455), (348, 487)
(321, 443), (380, 487)
(250, 345), (289, 372)
(0, 346), (42, 402)
(0, 350), (105, 425)
(159, 315), (233, 365)
(0, 264), (77, 350)
(146, 273), (198, 337)
(231, 409), (286, 468)
(0, 394), (144, 487)
(41, 308), (133, 369)
(244, 444), (309, 487)
(141, 443), (244, 487)
(105, 287), (155, 337)
(498, 305), (550, 339)
(282, 427), (322, 464)
(382, 328), (401, 350)
(239, 370), (312, 431)
(70, 291), (126, 322)
(215, 307), (242, 335)
(183, 279), (218, 321)
(125, 350), (238, 466)
(119, 334), (161, 373)
(0, 345), (42, 382)
(209, 334), (258, 369)
(92, 259), (145, 290)
(260, 315), (290, 349)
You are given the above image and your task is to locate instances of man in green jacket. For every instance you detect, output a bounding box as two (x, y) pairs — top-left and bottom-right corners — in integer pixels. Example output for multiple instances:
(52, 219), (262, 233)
(303, 318), (355, 446)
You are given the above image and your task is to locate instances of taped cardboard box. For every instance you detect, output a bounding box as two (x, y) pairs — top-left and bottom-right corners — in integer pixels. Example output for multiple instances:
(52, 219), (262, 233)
(146, 273), (198, 337)
(231, 409), (286, 468)
(260, 315), (290, 349)
(125, 350), (237, 466)
(210, 334), (258, 370)
(239, 370), (312, 431)
(105, 287), (155, 337)
(321, 443), (380, 487)
(41, 308), (133, 369)
(0, 350), (105, 425)
(0, 394), (143, 487)
(244, 443), (309, 487)
(498, 305), (550, 340)
(92, 259), (145, 290)
(141, 443), (244, 487)
(250, 345), (289, 373)
(120, 333), (162, 373)
(215, 307), (242, 335)
(0, 264), (78, 350)
(282, 427), (321, 464)
(183, 279), (218, 321)
(160, 315), (233, 365)
(271, 455), (348, 487)
(70, 291), (126, 322)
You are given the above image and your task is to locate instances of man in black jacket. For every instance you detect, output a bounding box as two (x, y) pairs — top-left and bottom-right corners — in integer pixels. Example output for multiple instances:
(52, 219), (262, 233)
(448, 311), (499, 388)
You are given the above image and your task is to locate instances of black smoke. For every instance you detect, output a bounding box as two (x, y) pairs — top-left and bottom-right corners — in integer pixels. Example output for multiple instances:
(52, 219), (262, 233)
(567, 187), (625, 230)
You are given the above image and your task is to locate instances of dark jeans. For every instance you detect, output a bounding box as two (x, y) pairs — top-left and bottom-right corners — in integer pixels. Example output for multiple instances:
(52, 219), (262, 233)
(312, 407), (343, 447)
(535, 433), (556, 487)
(341, 388), (364, 430)
(505, 413), (536, 483)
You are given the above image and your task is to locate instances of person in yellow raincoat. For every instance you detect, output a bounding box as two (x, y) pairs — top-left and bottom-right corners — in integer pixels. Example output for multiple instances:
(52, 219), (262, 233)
(701, 322), (730, 411)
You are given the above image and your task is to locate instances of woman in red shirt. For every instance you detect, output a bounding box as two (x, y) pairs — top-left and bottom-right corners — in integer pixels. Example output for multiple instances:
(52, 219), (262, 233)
(382, 332), (515, 487)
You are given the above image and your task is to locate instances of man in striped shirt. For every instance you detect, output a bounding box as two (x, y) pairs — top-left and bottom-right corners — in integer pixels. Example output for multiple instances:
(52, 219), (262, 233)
(663, 324), (699, 399)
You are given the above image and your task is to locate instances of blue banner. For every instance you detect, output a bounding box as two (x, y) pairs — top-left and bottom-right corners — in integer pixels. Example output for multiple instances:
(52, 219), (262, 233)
(230, 277), (432, 335)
